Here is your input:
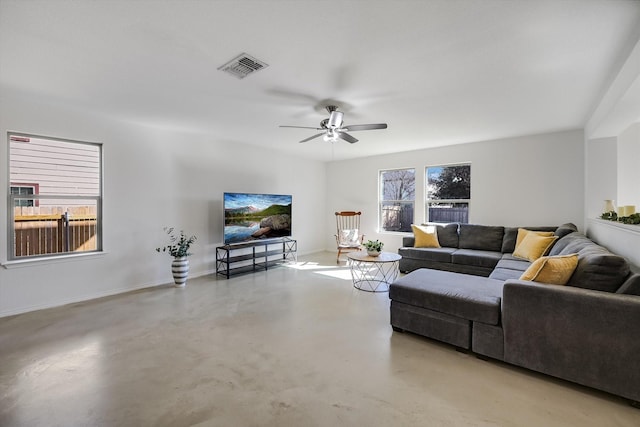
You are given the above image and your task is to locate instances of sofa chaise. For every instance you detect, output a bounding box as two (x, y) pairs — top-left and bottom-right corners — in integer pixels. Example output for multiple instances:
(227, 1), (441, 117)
(389, 223), (640, 404)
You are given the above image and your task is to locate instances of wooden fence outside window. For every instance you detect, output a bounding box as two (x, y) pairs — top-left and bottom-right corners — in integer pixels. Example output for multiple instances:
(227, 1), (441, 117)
(13, 206), (97, 257)
(428, 207), (469, 223)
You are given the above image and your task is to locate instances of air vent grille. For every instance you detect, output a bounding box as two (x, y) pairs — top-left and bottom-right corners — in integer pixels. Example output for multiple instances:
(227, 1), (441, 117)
(218, 53), (268, 79)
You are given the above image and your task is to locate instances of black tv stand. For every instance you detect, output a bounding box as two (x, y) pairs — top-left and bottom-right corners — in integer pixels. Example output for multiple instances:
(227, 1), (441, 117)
(216, 238), (297, 279)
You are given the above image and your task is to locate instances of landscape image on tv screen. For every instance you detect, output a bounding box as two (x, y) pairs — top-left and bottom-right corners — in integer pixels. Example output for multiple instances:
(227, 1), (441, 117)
(224, 192), (292, 244)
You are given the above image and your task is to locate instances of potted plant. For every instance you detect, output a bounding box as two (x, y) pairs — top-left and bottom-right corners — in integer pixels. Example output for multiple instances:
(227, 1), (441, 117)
(363, 239), (384, 257)
(156, 227), (197, 287)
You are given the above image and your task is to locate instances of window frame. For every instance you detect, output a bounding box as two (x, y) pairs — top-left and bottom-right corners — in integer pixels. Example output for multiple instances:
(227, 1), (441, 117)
(378, 167), (416, 233)
(7, 132), (104, 261)
(425, 163), (471, 224)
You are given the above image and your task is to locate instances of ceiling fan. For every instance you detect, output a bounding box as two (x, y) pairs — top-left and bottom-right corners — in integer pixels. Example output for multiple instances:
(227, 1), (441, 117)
(280, 105), (387, 143)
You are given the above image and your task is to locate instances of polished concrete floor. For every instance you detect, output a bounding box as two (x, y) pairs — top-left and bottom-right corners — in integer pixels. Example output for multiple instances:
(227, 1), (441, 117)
(1, 252), (639, 427)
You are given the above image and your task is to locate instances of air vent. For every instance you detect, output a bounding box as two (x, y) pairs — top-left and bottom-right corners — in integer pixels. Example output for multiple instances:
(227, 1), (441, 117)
(218, 53), (268, 79)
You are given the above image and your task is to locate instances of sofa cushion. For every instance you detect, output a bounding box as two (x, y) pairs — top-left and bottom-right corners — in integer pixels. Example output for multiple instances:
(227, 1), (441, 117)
(495, 257), (532, 271)
(519, 254), (579, 285)
(451, 249), (503, 269)
(489, 268), (526, 281)
(411, 224), (440, 248)
(548, 233), (591, 256)
(548, 233), (630, 292)
(398, 247), (457, 263)
(489, 257), (532, 281)
(568, 250), (630, 292)
(434, 223), (459, 248)
(402, 236), (416, 247)
(554, 222), (578, 239)
(501, 226), (557, 253)
(512, 233), (558, 262)
(617, 274), (640, 296)
(458, 224), (504, 252)
(389, 269), (504, 325)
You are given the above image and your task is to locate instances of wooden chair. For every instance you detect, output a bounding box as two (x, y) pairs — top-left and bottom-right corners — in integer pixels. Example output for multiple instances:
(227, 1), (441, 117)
(335, 211), (364, 263)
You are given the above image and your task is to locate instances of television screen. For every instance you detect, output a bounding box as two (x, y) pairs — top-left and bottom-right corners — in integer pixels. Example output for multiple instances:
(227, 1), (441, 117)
(223, 192), (292, 244)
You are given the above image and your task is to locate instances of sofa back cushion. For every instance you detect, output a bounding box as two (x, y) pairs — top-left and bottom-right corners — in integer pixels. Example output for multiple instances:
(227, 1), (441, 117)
(551, 233), (630, 292)
(402, 236), (415, 247)
(617, 274), (640, 296)
(434, 223), (459, 248)
(502, 226), (557, 253)
(554, 222), (578, 239)
(458, 224), (504, 252)
(548, 232), (588, 256)
(568, 251), (630, 292)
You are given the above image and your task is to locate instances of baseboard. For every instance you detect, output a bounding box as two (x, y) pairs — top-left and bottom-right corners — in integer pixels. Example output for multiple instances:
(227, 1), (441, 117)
(0, 268), (217, 318)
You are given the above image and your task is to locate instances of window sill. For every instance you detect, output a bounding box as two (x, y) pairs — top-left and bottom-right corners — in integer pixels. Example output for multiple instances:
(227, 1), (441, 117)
(2, 251), (108, 269)
(588, 218), (640, 235)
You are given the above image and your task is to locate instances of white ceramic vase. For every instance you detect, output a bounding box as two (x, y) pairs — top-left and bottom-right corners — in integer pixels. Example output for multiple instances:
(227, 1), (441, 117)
(367, 250), (380, 257)
(171, 257), (189, 287)
(603, 199), (616, 213)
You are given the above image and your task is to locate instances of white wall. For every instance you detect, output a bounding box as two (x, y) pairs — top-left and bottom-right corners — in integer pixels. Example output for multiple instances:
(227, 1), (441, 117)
(585, 137), (618, 219)
(584, 128), (640, 268)
(617, 122), (640, 209)
(584, 34), (640, 269)
(326, 130), (585, 253)
(0, 92), (327, 317)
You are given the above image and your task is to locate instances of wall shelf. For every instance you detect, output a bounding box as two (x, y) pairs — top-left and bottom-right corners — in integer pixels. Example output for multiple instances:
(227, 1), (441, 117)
(216, 238), (297, 279)
(589, 218), (640, 236)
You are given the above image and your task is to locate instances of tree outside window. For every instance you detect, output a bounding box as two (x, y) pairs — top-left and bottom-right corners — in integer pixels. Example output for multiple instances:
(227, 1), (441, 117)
(426, 164), (471, 223)
(380, 168), (415, 232)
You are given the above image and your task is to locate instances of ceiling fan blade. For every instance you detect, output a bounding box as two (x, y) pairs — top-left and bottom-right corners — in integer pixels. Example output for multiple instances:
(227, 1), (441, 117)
(337, 131), (358, 144)
(280, 125), (323, 130)
(299, 133), (325, 143)
(342, 123), (387, 131)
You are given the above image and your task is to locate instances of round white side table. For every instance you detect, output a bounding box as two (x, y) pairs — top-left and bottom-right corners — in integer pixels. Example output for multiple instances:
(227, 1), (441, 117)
(346, 251), (401, 292)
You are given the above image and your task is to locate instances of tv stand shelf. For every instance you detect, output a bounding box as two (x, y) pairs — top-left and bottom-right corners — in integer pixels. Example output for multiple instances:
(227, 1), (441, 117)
(216, 238), (297, 279)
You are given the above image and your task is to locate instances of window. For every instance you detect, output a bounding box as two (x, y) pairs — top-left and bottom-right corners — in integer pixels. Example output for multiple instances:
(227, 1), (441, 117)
(426, 164), (471, 223)
(379, 168), (415, 232)
(8, 133), (102, 259)
(10, 184), (37, 207)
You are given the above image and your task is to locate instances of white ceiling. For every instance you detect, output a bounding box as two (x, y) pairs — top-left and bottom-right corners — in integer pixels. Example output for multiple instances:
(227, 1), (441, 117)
(2, 0), (640, 161)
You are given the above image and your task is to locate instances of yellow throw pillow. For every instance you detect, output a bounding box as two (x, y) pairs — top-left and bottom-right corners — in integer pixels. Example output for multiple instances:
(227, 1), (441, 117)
(411, 224), (441, 248)
(515, 228), (555, 248)
(512, 232), (558, 261)
(520, 254), (579, 285)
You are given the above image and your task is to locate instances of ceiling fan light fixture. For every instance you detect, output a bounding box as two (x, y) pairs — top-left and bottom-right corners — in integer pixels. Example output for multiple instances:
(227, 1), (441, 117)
(280, 105), (387, 144)
(323, 130), (338, 142)
(327, 111), (343, 128)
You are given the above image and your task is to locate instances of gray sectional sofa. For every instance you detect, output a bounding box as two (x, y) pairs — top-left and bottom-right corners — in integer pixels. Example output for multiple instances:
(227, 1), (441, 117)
(398, 223), (577, 276)
(390, 223), (640, 404)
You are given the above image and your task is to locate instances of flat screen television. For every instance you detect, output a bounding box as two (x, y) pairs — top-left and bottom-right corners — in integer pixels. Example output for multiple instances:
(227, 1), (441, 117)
(223, 192), (292, 244)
